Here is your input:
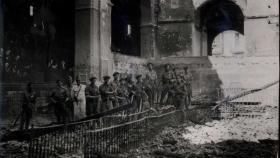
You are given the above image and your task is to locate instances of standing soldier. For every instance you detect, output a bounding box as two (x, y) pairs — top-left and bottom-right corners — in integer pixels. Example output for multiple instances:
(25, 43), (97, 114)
(145, 63), (158, 108)
(116, 77), (129, 106)
(99, 76), (114, 112)
(20, 82), (37, 130)
(110, 72), (120, 108)
(126, 74), (135, 103)
(50, 80), (67, 123)
(65, 76), (74, 122)
(183, 66), (193, 108)
(133, 74), (148, 112)
(71, 76), (86, 120)
(160, 64), (175, 107)
(85, 76), (100, 116)
(174, 76), (187, 122)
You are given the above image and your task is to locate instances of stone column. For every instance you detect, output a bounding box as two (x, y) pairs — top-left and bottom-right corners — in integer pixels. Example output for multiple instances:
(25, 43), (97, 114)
(99, 0), (113, 78)
(140, 0), (158, 59)
(75, 0), (101, 81)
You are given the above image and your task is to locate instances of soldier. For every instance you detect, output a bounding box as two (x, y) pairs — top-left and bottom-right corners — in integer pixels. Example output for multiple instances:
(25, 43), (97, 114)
(50, 80), (67, 123)
(72, 76), (86, 120)
(116, 77), (129, 106)
(20, 82), (37, 130)
(160, 64), (175, 106)
(174, 76), (187, 122)
(126, 74), (135, 103)
(99, 76), (114, 112)
(65, 76), (74, 122)
(183, 66), (193, 108)
(85, 76), (100, 116)
(110, 72), (120, 108)
(133, 74), (148, 112)
(145, 63), (158, 108)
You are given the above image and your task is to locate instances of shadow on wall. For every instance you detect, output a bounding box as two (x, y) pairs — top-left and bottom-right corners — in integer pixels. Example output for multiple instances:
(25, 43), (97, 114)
(152, 57), (224, 102)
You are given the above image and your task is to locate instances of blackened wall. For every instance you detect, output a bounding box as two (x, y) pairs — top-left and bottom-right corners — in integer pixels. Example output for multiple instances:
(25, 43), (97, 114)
(157, 0), (194, 57)
(2, 0), (75, 83)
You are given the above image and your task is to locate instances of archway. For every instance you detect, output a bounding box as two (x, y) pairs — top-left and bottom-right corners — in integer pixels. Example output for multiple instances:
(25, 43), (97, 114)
(196, 0), (244, 55)
(212, 30), (245, 56)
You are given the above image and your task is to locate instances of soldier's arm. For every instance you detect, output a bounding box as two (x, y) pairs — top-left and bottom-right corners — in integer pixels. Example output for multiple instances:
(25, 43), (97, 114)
(49, 91), (57, 103)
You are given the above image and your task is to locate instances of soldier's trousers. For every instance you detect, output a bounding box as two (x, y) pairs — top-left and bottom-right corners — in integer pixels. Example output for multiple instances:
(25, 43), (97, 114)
(145, 87), (156, 108)
(160, 84), (170, 106)
(174, 95), (186, 122)
(86, 99), (99, 116)
(20, 108), (32, 130)
(65, 101), (74, 122)
(54, 102), (66, 123)
(185, 85), (192, 107)
(132, 96), (142, 112)
(100, 100), (113, 112)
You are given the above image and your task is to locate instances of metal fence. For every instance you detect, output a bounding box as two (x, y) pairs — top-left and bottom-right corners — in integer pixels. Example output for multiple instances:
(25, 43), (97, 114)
(84, 118), (148, 157)
(28, 110), (151, 157)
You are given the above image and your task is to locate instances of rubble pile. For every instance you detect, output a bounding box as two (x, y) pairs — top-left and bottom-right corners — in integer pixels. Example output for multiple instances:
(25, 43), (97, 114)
(0, 141), (28, 158)
(183, 105), (278, 144)
(123, 123), (278, 158)
(123, 104), (278, 158)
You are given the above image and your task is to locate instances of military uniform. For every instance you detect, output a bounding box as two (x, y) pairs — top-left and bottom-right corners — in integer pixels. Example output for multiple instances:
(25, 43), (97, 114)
(85, 84), (100, 116)
(183, 72), (193, 107)
(116, 83), (129, 106)
(51, 86), (67, 123)
(99, 83), (114, 112)
(20, 90), (36, 130)
(174, 79), (187, 122)
(132, 80), (147, 112)
(110, 79), (120, 108)
(160, 70), (175, 106)
(145, 69), (158, 108)
(65, 83), (74, 122)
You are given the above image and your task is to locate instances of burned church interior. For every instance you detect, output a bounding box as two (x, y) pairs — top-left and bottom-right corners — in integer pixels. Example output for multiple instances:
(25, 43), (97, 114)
(0, 0), (279, 157)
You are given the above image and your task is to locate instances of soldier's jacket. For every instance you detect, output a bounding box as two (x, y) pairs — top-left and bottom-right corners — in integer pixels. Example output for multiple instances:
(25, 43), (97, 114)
(116, 84), (129, 98)
(133, 81), (146, 97)
(162, 70), (175, 84)
(85, 84), (100, 98)
(145, 70), (158, 89)
(126, 80), (135, 96)
(110, 80), (119, 93)
(99, 83), (114, 102)
(51, 86), (67, 103)
(65, 84), (73, 101)
(174, 82), (187, 96)
(23, 90), (37, 109)
(183, 73), (193, 87)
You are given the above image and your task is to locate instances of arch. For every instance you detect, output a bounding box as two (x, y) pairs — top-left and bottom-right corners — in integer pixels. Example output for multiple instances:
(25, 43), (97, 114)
(212, 30), (246, 56)
(195, 0), (244, 55)
(193, 0), (247, 13)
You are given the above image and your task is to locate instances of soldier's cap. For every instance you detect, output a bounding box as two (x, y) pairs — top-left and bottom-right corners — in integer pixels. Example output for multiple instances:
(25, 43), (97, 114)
(165, 63), (171, 67)
(89, 76), (97, 81)
(113, 72), (120, 76)
(136, 74), (142, 79)
(147, 62), (153, 66)
(103, 75), (111, 80)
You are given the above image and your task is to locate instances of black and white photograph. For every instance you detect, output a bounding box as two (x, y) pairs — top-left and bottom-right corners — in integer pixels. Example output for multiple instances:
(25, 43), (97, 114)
(0, 0), (278, 157)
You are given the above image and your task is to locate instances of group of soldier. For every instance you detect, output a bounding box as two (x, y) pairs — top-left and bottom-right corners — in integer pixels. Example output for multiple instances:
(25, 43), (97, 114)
(19, 63), (193, 130)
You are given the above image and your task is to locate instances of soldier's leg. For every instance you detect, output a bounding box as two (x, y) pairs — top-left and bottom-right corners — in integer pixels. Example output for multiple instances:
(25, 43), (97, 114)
(25, 109), (32, 129)
(178, 96), (186, 122)
(145, 88), (153, 108)
(19, 112), (25, 130)
(160, 85), (169, 106)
